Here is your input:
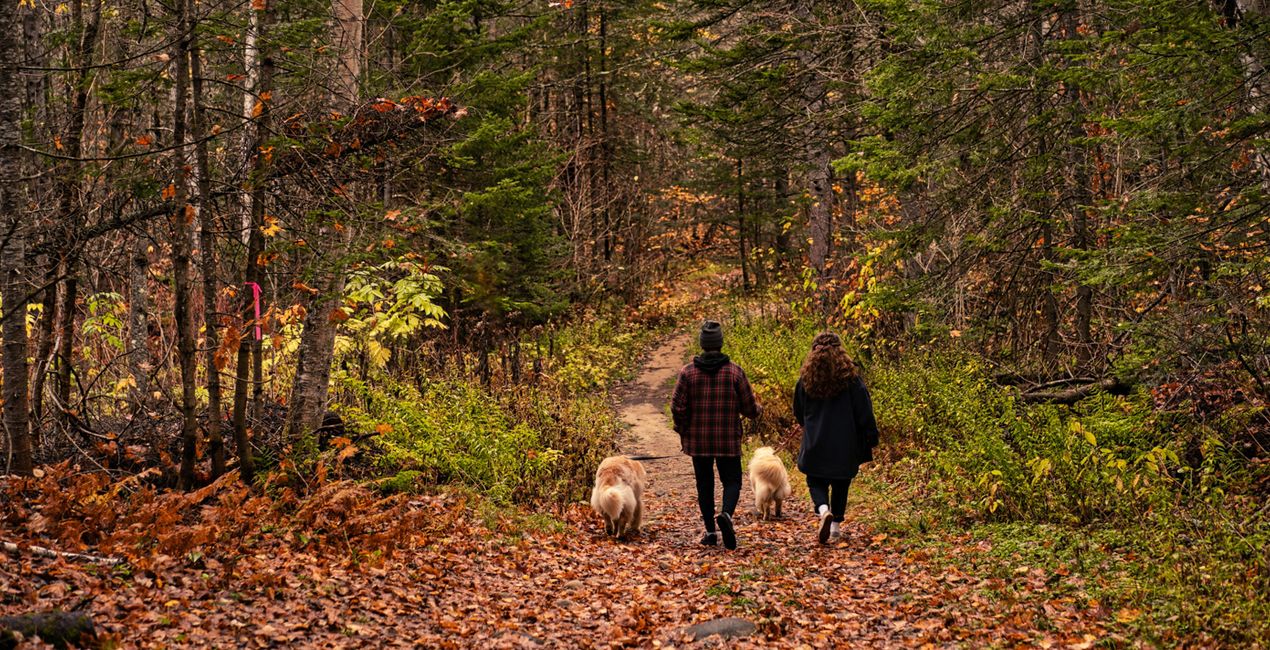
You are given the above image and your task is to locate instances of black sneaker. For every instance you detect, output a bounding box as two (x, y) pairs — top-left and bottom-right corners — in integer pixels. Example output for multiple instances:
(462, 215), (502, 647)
(700, 531), (718, 546)
(818, 512), (833, 545)
(716, 513), (737, 550)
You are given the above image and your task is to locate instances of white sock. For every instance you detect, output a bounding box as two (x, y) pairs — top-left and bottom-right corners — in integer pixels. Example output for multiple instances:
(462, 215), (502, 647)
(818, 504), (829, 517)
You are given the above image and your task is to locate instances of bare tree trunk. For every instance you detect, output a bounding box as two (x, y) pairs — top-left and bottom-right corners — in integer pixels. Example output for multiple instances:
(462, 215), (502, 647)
(53, 264), (78, 426)
(231, 229), (263, 484)
(239, 2), (260, 245)
(284, 0), (362, 446)
(1029, 8), (1062, 368)
(1039, 220), (1061, 366)
(30, 266), (56, 431)
(1233, 0), (1269, 186)
(1, 0), (32, 474)
(285, 282), (345, 443)
(251, 312), (264, 423)
(773, 168), (791, 263)
(1063, 7), (1094, 368)
(805, 148), (833, 277)
(795, 4), (834, 278)
(127, 235), (151, 410)
(598, 2), (612, 264)
(1073, 209), (1093, 366)
(191, 29), (225, 477)
(170, 0), (200, 490)
(52, 0), (103, 432)
(97, 30), (151, 420)
(331, 0), (363, 110)
(24, 3), (51, 438)
(231, 0), (272, 485)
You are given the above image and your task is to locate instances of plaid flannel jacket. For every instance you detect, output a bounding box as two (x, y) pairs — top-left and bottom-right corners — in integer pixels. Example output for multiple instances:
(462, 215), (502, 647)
(671, 359), (760, 457)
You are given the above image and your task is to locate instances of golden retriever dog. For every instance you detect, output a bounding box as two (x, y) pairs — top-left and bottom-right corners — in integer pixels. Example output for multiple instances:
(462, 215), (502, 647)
(590, 456), (647, 538)
(749, 446), (791, 520)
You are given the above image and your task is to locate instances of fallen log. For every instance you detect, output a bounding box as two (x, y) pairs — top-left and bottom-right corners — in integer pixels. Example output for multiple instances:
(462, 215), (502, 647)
(1019, 377), (1131, 405)
(1026, 376), (1100, 391)
(0, 610), (95, 650)
(1, 541), (122, 566)
(993, 371), (1095, 388)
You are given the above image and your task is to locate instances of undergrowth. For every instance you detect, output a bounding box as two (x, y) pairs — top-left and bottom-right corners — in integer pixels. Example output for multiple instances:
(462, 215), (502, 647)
(333, 308), (659, 508)
(327, 263), (732, 508)
(720, 298), (1270, 645)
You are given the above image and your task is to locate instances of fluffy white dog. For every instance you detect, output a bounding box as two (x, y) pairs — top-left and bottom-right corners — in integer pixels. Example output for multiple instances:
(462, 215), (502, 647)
(590, 456), (647, 538)
(749, 446), (792, 520)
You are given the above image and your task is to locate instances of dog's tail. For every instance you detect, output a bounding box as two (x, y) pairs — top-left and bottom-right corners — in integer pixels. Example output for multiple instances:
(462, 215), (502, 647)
(754, 482), (773, 505)
(596, 485), (633, 522)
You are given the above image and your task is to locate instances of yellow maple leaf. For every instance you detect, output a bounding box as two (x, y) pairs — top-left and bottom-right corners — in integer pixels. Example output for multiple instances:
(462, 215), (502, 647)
(260, 215), (281, 237)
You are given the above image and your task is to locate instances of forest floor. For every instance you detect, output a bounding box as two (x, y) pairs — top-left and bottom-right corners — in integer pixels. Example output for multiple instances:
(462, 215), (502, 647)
(2, 333), (1121, 649)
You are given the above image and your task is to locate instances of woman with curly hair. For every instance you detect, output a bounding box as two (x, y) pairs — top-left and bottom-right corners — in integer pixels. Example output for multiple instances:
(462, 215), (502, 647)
(793, 332), (880, 544)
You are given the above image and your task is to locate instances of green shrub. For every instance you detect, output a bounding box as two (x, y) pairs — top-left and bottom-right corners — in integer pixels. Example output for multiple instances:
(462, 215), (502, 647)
(861, 348), (1186, 524)
(330, 306), (650, 507)
(336, 373), (561, 504)
(537, 310), (655, 393)
(723, 308), (1257, 528)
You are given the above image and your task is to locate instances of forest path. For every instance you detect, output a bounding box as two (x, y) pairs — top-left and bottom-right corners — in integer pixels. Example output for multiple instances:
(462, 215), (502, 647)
(389, 333), (1108, 647)
(615, 333), (694, 499)
(421, 332), (1105, 648)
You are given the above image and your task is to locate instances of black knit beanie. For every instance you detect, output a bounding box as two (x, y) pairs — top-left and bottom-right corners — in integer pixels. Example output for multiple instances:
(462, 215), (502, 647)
(699, 320), (724, 351)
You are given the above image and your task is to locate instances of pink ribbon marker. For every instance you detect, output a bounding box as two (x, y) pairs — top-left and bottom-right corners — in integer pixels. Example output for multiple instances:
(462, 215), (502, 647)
(244, 281), (262, 341)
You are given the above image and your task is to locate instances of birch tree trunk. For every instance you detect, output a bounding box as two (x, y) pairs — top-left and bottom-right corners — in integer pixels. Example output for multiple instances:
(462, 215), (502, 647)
(1235, 1), (1269, 186)
(26, 4), (51, 435)
(240, 0), (260, 246)
(284, 0), (362, 446)
(794, 4), (834, 278)
(1, 0), (32, 474)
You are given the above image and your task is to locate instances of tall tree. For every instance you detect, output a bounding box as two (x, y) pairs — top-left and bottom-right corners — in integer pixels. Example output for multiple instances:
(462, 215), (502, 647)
(284, 0), (364, 446)
(170, 0), (200, 489)
(49, 0), (105, 434)
(0, 0), (32, 475)
(190, 18), (226, 477)
(231, 0), (272, 485)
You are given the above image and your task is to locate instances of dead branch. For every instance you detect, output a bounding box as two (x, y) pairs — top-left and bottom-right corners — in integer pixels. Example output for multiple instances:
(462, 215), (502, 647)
(1018, 377), (1132, 405)
(1, 540), (123, 566)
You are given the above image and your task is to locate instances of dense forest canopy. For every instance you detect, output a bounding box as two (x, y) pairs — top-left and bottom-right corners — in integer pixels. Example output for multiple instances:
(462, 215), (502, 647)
(0, 0), (1265, 484)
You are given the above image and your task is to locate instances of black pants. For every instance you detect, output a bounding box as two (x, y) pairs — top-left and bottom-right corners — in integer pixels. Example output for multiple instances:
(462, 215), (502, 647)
(692, 456), (742, 531)
(806, 474), (854, 523)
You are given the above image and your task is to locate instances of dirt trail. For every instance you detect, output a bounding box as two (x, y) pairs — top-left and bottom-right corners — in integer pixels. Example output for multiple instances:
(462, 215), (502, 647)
(615, 333), (695, 499)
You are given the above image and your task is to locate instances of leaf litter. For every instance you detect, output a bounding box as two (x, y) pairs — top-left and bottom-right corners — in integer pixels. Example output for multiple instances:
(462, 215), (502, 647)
(0, 338), (1119, 648)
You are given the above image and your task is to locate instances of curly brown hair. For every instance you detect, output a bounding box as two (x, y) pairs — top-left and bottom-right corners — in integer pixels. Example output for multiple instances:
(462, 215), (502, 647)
(799, 332), (858, 399)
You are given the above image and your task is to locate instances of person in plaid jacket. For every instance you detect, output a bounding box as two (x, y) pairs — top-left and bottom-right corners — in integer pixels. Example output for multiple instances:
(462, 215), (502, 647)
(671, 320), (761, 549)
